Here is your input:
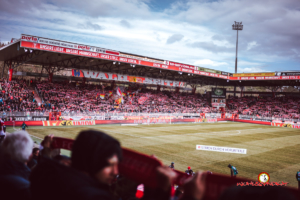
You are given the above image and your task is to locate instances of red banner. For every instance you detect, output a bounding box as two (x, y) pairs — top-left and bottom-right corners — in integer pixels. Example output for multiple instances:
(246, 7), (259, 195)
(19, 37), (300, 81)
(9, 69), (13, 81)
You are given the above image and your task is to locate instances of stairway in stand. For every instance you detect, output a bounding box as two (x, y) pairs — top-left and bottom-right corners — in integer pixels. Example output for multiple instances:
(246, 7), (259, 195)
(30, 87), (42, 105)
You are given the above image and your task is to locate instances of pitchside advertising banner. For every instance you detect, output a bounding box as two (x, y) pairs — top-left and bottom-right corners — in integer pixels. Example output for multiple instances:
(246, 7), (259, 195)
(211, 88), (226, 98)
(43, 120), (95, 126)
(233, 72), (275, 77)
(271, 122), (300, 129)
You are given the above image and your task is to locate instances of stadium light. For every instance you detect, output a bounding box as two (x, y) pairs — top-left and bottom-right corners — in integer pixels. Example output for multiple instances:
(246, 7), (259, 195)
(30, 49), (33, 53)
(232, 21), (243, 73)
(232, 21), (243, 97)
(24, 48), (28, 52)
(188, 74), (190, 76)
(133, 65), (135, 68)
(239, 80), (241, 82)
(118, 62), (120, 65)
(113, 62), (116, 65)
(227, 80), (229, 82)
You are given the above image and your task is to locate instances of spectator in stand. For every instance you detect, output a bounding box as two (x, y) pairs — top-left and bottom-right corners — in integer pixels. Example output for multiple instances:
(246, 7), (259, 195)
(0, 131), (33, 200)
(27, 148), (39, 169)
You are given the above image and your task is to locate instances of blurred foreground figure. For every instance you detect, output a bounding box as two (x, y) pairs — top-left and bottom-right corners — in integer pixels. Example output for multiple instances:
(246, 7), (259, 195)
(0, 131), (33, 200)
(30, 130), (181, 200)
(296, 169), (300, 190)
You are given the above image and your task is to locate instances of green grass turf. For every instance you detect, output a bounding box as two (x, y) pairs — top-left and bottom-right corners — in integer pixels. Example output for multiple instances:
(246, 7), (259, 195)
(6, 122), (300, 188)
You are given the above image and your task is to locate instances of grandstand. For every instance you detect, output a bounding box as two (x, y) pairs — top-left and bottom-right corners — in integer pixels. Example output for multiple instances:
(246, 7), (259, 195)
(1, 34), (300, 199)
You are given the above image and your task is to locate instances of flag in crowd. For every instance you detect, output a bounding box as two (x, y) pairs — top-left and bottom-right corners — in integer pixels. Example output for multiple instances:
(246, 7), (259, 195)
(115, 97), (122, 104)
(117, 87), (122, 96)
(100, 93), (105, 99)
(109, 91), (113, 97)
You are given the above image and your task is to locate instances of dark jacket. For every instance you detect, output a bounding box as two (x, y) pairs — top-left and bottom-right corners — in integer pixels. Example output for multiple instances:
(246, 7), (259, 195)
(30, 157), (114, 200)
(30, 157), (170, 200)
(0, 158), (31, 200)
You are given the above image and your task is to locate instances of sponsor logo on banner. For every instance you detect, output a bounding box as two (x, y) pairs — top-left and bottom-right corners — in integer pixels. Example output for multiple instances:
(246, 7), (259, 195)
(280, 72), (300, 76)
(43, 120), (95, 126)
(194, 118), (217, 123)
(233, 72), (275, 77)
(196, 145), (247, 154)
(77, 45), (90, 50)
(258, 172), (270, 183)
(221, 71), (229, 76)
(168, 61), (195, 70)
(211, 103), (226, 107)
(21, 35), (38, 42)
(271, 122), (300, 129)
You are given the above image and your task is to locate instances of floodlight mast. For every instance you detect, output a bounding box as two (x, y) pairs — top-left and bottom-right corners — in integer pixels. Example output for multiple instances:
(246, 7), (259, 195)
(232, 21), (243, 96)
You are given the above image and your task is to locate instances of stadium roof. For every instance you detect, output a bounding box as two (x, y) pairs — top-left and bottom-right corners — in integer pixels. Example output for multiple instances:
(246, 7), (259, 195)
(1, 34), (300, 87)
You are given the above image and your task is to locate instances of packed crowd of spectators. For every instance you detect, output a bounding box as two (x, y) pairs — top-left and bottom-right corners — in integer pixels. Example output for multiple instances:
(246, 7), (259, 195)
(2, 79), (300, 121)
(35, 81), (214, 115)
(0, 78), (38, 112)
(227, 96), (300, 120)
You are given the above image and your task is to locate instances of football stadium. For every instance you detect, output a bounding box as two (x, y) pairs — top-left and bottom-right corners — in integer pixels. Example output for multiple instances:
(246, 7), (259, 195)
(1, 2), (300, 199)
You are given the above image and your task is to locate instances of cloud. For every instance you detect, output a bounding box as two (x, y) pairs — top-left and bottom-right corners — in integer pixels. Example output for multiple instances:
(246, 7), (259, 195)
(238, 67), (270, 73)
(120, 19), (131, 28)
(0, 0), (300, 73)
(246, 41), (258, 51)
(77, 21), (103, 31)
(189, 41), (234, 53)
(194, 59), (228, 67)
(166, 34), (184, 44)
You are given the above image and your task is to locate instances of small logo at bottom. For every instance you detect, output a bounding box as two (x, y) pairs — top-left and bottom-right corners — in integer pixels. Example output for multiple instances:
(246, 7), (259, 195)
(258, 172), (270, 183)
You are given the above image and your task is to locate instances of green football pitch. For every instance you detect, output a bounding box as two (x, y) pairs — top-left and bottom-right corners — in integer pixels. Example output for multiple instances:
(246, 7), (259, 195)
(7, 122), (300, 188)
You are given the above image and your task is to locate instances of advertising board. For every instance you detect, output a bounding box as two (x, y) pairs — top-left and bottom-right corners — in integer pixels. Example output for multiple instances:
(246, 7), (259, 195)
(211, 88), (226, 98)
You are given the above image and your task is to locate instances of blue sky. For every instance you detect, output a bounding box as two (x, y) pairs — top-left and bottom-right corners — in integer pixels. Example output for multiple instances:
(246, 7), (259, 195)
(0, 0), (299, 73)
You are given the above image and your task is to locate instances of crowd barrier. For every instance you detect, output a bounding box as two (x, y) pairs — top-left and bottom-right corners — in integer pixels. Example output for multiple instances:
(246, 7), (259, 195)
(6, 118), (217, 127)
(7, 118), (300, 129)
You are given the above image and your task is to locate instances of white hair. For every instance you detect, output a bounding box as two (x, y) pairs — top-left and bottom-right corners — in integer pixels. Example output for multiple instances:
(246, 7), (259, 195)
(0, 131), (33, 163)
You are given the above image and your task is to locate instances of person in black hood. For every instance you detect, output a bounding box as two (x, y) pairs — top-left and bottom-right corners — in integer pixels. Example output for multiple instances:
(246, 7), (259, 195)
(71, 129), (122, 185)
(30, 130), (177, 200)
